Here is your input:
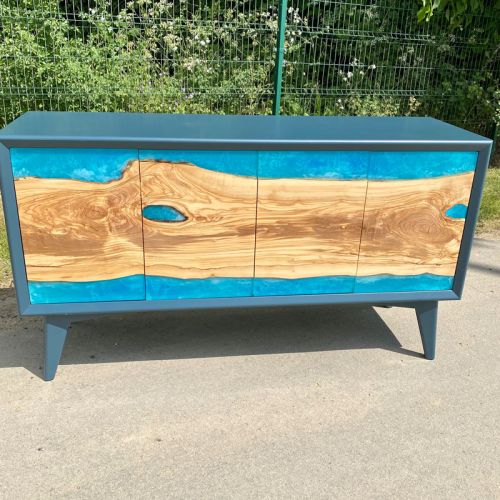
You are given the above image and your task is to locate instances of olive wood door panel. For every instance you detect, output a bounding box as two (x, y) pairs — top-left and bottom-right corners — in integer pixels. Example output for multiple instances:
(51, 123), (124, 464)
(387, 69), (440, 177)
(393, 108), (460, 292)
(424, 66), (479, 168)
(254, 151), (369, 296)
(139, 150), (258, 300)
(11, 148), (145, 304)
(355, 151), (478, 293)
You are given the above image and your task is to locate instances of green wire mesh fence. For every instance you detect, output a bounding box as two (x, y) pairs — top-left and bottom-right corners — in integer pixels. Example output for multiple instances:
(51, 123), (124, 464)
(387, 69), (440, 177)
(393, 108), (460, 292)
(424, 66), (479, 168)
(0, 0), (498, 139)
(280, 0), (499, 139)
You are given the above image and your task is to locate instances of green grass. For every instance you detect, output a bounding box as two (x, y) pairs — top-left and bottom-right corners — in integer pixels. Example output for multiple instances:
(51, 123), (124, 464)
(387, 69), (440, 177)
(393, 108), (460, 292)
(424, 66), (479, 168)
(0, 168), (498, 287)
(0, 205), (11, 286)
(478, 168), (500, 233)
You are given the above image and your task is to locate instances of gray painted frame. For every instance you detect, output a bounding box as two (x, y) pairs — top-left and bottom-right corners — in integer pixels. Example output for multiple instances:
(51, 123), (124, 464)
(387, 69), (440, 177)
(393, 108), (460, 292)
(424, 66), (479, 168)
(0, 143), (31, 315)
(0, 131), (492, 318)
(451, 145), (492, 297)
(0, 139), (492, 152)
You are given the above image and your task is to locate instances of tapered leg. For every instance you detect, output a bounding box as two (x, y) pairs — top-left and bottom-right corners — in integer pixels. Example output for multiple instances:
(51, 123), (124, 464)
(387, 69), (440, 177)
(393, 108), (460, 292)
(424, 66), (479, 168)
(44, 316), (71, 381)
(415, 301), (438, 360)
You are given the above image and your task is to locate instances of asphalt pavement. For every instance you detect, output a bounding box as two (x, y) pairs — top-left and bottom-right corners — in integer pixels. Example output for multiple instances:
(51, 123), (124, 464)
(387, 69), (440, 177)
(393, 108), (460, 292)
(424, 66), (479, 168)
(0, 238), (499, 499)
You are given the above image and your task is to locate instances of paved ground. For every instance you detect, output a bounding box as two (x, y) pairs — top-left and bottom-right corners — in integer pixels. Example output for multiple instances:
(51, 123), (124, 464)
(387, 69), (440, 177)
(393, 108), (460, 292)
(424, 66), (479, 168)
(0, 238), (499, 499)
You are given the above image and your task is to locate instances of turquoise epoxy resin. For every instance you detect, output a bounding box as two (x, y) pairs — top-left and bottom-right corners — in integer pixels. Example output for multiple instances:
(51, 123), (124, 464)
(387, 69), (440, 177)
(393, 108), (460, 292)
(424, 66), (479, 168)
(28, 275), (146, 304)
(258, 151), (369, 179)
(146, 276), (253, 300)
(27, 273), (454, 304)
(143, 205), (187, 222)
(252, 276), (356, 296)
(354, 274), (454, 293)
(252, 274), (454, 296)
(368, 151), (478, 179)
(11, 148), (138, 182)
(139, 150), (258, 177)
(445, 204), (468, 219)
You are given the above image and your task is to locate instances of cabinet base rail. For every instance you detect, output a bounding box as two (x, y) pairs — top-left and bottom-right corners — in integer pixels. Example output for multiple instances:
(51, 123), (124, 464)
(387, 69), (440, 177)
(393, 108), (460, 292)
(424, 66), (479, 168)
(43, 301), (438, 381)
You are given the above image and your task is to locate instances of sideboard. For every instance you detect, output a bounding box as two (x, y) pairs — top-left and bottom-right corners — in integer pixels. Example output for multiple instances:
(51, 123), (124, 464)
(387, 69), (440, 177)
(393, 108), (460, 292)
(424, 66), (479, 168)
(0, 112), (492, 380)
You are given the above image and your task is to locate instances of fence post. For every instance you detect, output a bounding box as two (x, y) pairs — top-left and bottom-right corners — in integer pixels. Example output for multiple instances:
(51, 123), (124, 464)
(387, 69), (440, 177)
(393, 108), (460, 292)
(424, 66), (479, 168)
(272, 0), (288, 115)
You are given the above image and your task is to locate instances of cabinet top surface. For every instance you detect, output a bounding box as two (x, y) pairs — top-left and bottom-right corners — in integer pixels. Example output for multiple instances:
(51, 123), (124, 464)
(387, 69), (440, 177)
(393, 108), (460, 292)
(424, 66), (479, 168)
(0, 111), (491, 147)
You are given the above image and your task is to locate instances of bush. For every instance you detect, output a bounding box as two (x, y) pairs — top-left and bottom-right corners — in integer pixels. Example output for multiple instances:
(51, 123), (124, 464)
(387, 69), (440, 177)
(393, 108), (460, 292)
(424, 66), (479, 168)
(0, 0), (498, 137)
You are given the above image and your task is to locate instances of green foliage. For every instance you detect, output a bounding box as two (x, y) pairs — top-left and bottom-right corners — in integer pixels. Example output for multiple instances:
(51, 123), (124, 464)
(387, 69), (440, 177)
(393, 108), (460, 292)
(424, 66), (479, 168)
(279, 1), (498, 133)
(0, 0), (278, 118)
(0, 0), (498, 136)
(417, 0), (500, 32)
(0, 206), (11, 286)
(478, 168), (500, 231)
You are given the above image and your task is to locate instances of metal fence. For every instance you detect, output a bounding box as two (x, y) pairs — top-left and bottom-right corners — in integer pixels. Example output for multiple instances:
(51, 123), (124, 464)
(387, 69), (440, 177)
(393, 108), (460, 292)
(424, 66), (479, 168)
(0, 0), (498, 139)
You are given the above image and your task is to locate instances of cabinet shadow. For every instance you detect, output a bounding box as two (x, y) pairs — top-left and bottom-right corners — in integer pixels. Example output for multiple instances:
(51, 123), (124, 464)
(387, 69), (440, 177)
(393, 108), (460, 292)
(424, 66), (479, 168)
(0, 288), (424, 380)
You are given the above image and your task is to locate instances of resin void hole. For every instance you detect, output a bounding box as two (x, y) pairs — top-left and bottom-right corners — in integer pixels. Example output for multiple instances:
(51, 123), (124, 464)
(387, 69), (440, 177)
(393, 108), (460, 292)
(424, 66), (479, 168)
(143, 205), (187, 222)
(445, 203), (468, 219)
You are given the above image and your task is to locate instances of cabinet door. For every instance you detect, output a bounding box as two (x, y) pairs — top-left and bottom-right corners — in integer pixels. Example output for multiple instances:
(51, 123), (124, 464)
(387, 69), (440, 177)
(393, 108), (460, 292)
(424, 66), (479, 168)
(254, 151), (369, 296)
(355, 151), (478, 293)
(139, 150), (258, 300)
(11, 148), (145, 304)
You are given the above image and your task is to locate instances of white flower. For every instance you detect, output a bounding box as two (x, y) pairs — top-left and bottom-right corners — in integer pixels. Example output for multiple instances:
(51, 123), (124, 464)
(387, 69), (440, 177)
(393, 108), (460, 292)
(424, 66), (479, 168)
(369, 64), (376, 69)
(347, 71), (353, 78)
(359, 70), (364, 75)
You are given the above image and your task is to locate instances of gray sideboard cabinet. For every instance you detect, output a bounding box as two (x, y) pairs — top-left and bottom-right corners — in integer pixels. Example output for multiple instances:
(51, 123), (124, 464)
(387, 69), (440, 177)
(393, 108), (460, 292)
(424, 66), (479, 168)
(0, 112), (493, 379)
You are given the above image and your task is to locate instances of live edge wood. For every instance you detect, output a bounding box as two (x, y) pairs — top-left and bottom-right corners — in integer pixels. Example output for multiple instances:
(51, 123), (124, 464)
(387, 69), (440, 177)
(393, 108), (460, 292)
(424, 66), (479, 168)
(255, 178), (367, 279)
(14, 160), (474, 284)
(140, 160), (257, 279)
(14, 161), (144, 282)
(357, 172), (475, 277)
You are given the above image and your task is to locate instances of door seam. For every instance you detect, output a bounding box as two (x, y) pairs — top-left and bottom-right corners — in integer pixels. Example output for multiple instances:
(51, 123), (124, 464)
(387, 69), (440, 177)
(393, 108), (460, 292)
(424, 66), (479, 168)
(353, 154), (371, 293)
(137, 149), (147, 300)
(252, 153), (259, 297)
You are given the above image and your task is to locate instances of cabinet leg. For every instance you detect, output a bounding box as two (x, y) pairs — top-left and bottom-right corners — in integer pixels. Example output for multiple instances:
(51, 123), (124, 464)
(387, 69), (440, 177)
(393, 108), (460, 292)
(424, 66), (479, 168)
(415, 301), (438, 360)
(44, 316), (71, 381)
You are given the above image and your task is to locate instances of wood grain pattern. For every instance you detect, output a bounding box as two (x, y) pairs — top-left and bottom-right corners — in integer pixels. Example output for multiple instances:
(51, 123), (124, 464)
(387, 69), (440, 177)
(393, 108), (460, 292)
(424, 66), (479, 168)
(14, 154), (475, 287)
(255, 178), (368, 279)
(140, 160), (257, 279)
(14, 161), (144, 282)
(357, 172), (475, 277)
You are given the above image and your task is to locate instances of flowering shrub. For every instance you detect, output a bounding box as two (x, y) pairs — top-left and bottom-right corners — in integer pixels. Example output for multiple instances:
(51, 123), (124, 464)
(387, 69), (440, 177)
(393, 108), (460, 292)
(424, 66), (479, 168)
(0, 0), (279, 118)
(0, 0), (498, 136)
